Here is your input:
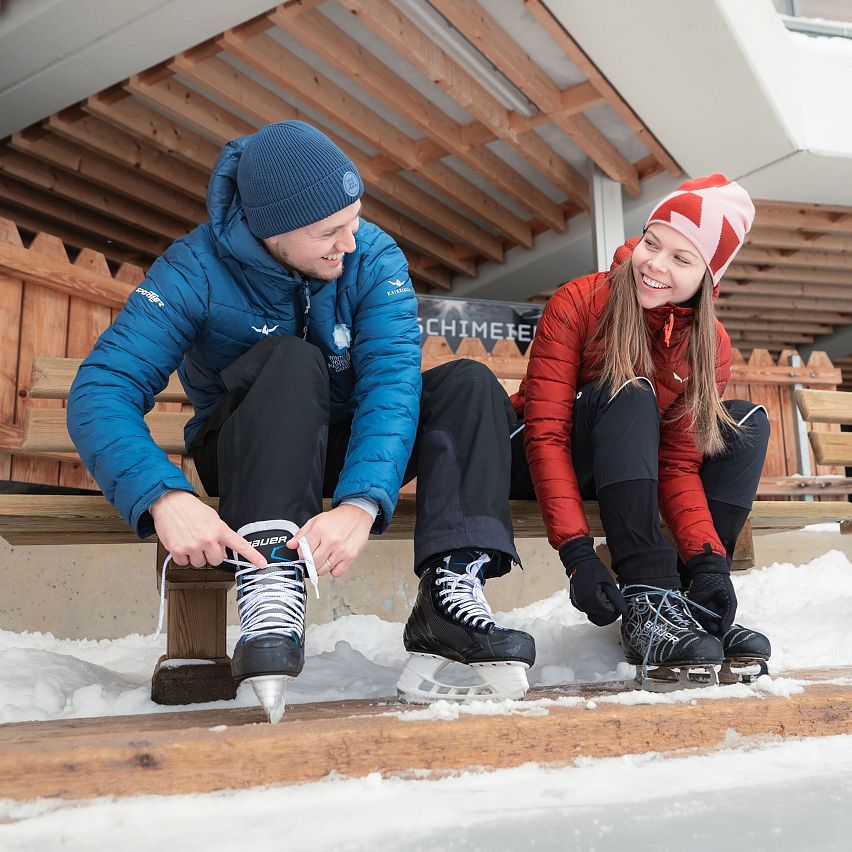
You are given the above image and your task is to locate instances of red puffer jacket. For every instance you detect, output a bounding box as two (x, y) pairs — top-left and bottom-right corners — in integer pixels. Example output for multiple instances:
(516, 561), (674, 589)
(511, 239), (732, 560)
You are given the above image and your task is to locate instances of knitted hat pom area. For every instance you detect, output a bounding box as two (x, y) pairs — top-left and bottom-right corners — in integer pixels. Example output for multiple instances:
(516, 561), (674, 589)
(644, 174), (755, 295)
(236, 121), (364, 238)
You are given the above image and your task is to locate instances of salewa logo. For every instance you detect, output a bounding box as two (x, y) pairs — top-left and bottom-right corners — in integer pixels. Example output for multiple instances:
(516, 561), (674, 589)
(249, 535), (288, 547)
(673, 371), (689, 384)
(135, 287), (164, 308)
(251, 323), (279, 335)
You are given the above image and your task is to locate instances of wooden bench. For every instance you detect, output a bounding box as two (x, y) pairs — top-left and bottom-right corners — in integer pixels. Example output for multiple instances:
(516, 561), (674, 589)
(2, 351), (852, 707)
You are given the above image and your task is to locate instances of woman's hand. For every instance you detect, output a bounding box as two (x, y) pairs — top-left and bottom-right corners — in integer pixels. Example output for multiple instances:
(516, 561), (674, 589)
(287, 503), (373, 577)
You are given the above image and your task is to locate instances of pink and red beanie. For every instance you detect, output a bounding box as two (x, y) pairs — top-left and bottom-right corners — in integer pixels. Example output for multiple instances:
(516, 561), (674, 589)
(645, 174), (754, 294)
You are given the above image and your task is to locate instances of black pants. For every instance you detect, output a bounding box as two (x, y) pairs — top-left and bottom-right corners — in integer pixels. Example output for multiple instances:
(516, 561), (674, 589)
(508, 380), (770, 585)
(190, 337), (519, 578)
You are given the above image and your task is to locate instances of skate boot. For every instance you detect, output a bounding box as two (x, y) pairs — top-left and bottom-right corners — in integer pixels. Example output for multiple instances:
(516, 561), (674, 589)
(226, 520), (318, 723)
(397, 549), (536, 703)
(718, 624), (771, 684)
(621, 584), (724, 690)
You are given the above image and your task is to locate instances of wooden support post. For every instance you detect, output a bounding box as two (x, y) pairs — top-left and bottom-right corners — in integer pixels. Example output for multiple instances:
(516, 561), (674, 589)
(150, 542), (237, 705)
(732, 519), (755, 571)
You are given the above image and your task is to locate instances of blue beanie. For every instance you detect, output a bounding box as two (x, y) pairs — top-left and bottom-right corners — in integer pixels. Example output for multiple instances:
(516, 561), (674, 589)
(237, 121), (364, 237)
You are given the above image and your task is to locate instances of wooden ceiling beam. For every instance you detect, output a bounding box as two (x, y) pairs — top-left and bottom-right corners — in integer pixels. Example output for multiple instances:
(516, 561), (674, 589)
(0, 148), (187, 240)
(85, 89), (220, 171)
(723, 278), (852, 300)
(754, 202), (852, 235)
(431, 0), (639, 196)
(726, 331), (815, 345)
(273, 6), (536, 245)
(47, 110), (209, 200)
(523, 0), (680, 177)
(721, 318), (834, 335)
(0, 175), (166, 258)
(728, 264), (852, 287)
(185, 44), (504, 262)
(716, 306), (846, 325)
(335, 0), (569, 230)
(736, 246), (852, 271)
(747, 226), (852, 254)
(717, 293), (852, 314)
(406, 254), (452, 291)
(9, 130), (206, 225)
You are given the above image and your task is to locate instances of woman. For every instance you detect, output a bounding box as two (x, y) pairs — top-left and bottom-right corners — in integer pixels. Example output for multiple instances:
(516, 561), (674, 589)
(511, 175), (771, 687)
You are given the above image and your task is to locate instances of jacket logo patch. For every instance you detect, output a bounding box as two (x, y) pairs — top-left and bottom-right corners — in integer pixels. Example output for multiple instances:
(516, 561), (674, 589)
(386, 278), (411, 296)
(328, 352), (352, 373)
(673, 371), (689, 384)
(135, 287), (165, 308)
(251, 323), (279, 335)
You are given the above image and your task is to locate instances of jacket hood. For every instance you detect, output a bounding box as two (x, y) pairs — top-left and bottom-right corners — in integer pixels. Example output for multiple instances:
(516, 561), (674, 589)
(205, 136), (285, 275)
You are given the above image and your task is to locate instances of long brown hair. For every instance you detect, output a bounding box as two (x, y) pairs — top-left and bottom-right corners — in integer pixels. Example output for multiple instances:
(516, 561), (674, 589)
(593, 258), (739, 456)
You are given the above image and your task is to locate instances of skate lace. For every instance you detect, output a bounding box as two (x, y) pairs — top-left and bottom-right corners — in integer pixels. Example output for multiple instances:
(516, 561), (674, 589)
(621, 584), (718, 681)
(435, 552), (495, 630)
(150, 539), (319, 648)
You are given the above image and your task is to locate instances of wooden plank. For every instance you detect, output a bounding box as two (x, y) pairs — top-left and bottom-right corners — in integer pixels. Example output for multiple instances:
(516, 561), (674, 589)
(809, 432), (852, 467)
(745, 350), (787, 480)
(30, 357), (187, 401)
(0, 681), (850, 801)
(757, 476), (852, 496)
(795, 388), (852, 424)
(0, 421), (83, 463)
(805, 352), (846, 488)
(0, 494), (849, 547)
(11, 233), (70, 487)
(0, 218), (24, 481)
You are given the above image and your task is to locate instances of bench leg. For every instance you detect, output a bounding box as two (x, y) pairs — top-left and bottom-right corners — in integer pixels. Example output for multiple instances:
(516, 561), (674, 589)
(151, 543), (237, 705)
(731, 519), (755, 572)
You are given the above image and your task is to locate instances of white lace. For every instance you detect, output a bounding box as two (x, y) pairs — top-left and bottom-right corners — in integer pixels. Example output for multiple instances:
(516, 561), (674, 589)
(150, 537), (319, 648)
(435, 552), (495, 629)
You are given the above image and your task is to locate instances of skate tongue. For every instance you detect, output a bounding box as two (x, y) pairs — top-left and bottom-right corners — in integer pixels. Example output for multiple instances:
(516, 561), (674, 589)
(444, 549), (490, 579)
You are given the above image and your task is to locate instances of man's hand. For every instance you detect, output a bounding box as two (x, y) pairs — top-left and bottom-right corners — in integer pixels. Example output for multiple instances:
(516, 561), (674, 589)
(288, 503), (373, 578)
(150, 490), (267, 570)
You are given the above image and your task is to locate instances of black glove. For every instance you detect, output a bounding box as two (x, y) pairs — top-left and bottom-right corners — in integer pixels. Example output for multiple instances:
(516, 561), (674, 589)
(560, 536), (628, 627)
(684, 546), (737, 634)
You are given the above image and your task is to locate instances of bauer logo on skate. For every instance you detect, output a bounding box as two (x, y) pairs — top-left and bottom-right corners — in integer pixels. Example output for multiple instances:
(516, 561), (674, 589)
(643, 621), (680, 643)
(248, 535), (289, 547)
(134, 287), (165, 308)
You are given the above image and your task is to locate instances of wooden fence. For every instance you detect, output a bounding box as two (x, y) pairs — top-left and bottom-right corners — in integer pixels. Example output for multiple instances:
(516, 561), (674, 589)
(0, 218), (845, 497)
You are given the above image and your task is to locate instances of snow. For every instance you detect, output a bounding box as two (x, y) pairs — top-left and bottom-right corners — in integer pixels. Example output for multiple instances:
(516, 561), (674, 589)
(2, 550), (852, 848)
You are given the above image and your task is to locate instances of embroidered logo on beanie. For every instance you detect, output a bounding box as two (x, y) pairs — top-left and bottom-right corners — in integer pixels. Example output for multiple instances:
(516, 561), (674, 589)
(645, 174), (754, 293)
(342, 171), (360, 197)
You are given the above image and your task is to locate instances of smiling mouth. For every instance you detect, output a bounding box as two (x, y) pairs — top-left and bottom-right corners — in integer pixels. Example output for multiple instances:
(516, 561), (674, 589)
(323, 252), (344, 262)
(642, 274), (670, 291)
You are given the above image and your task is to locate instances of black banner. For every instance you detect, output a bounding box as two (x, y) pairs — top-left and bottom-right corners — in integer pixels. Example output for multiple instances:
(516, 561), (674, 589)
(417, 294), (542, 354)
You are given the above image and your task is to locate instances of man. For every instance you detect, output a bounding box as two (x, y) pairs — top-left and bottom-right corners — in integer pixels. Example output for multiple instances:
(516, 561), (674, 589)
(68, 121), (534, 721)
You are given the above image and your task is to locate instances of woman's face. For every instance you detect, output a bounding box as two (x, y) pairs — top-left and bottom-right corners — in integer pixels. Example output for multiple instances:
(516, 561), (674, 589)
(631, 223), (707, 309)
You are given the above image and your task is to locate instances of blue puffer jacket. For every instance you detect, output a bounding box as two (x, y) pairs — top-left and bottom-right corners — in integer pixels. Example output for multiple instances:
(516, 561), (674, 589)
(68, 137), (421, 539)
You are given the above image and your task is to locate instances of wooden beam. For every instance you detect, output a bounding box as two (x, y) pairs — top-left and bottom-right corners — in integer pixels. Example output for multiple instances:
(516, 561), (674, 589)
(0, 175), (168, 258)
(431, 0), (639, 196)
(717, 307), (847, 326)
(173, 49), (504, 262)
(722, 318), (833, 335)
(1, 681), (852, 800)
(523, 0), (680, 177)
(85, 89), (220, 170)
(335, 0), (568, 231)
(809, 431), (852, 466)
(747, 226), (852, 254)
(727, 331), (815, 345)
(795, 388), (852, 425)
(10, 130), (206, 224)
(270, 6), (545, 241)
(728, 264), (852, 287)
(717, 293), (852, 315)
(0, 422), (82, 464)
(0, 148), (188, 240)
(724, 278), (852, 301)
(737, 245), (852, 271)
(757, 475), (852, 495)
(754, 201), (852, 235)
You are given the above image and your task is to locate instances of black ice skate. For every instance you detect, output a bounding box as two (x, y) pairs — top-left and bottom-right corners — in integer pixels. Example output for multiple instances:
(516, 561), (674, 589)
(397, 550), (536, 703)
(718, 623), (771, 684)
(227, 520), (318, 723)
(621, 584), (724, 690)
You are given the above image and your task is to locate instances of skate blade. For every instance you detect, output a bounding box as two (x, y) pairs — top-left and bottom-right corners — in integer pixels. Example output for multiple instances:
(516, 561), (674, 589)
(632, 664), (720, 692)
(396, 653), (530, 704)
(246, 674), (292, 723)
(719, 658), (770, 685)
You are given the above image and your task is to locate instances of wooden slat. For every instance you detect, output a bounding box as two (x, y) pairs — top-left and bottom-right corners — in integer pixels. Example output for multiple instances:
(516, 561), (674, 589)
(0, 680), (850, 801)
(795, 388), (852, 424)
(0, 219), (24, 481)
(809, 432), (852, 467)
(757, 476), (852, 496)
(30, 357), (187, 402)
(1, 493), (849, 547)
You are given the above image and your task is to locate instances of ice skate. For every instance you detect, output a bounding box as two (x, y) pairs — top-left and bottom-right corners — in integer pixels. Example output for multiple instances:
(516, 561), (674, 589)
(227, 520), (318, 723)
(621, 584), (724, 691)
(718, 623), (771, 684)
(397, 550), (535, 703)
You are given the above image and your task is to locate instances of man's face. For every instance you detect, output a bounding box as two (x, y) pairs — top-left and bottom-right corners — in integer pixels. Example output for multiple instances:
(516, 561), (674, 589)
(262, 200), (361, 281)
